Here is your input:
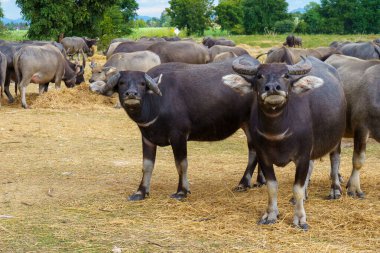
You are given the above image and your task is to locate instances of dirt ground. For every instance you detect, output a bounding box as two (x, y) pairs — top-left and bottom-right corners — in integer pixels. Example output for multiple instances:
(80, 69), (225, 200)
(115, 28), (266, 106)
(0, 52), (379, 252)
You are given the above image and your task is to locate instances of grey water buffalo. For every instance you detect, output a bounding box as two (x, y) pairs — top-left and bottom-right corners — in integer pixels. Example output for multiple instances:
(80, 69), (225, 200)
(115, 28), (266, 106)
(14, 44), (83, 108)
(147, 41), (210, 63)
(61, 36), (94, 58)
(212, 51), (238, 62)
(112, 41), (156, 56)
(209, 45), (249, 61)
(0, 51), (6, 106)
(90, 57), (260, 201)
(264, 46), (339, 64)
(89, 51), (161, 83)
(283, 35), (302, 47)
(325, 54), (380, 198)
(202, 37), (236, 48)
(336, 42), (380, 60)
(223, 56), (346, 229)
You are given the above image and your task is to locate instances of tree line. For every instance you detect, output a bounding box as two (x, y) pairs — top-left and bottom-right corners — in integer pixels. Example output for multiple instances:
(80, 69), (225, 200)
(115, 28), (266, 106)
(0, 0), (379, 41)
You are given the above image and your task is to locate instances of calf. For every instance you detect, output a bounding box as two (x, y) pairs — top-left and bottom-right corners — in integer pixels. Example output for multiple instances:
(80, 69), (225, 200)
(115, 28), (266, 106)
(223, 56), (346, 229)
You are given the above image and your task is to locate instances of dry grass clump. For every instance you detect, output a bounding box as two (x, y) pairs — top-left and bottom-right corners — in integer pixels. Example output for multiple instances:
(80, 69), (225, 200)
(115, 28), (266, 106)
(31, 82), (117, 109)
(237, 44), (268, 62)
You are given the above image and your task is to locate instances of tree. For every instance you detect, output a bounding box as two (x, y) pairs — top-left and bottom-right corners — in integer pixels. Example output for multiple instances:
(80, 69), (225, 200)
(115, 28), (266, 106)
(167, 0), (214, 36)
(16, 0), (138, 40)
(215, 0), (243, 34)
(0, 2), (4, 35)
(274, 20), (295, 34)
(241, 0), (289, 34)
(160, 10), (172, 27)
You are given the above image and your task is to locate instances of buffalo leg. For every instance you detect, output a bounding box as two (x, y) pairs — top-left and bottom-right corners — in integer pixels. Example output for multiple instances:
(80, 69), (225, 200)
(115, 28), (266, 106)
(128, 137), (157, 201)
(329, 143), (342, 199)
(290, 160), (313, 205)
(4, 72), (14, 103)
(170, 134), (190, 200)
(347, 128), (368, 198)
(18, 78), (30, 109)
(258, 160), (279, 225)
(234, 125), (259, 191)
(39, 83), (49, 95)
(293, 157), (310, 230)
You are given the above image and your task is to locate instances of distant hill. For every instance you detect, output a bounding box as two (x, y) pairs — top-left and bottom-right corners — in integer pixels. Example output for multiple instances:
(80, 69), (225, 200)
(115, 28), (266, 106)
(1, 17), (27, 24)
(290, 8), (306, 14)
(136, 16), (153, 22)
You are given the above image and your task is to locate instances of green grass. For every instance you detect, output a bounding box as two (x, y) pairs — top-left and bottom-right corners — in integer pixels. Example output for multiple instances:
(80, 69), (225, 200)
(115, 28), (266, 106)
(0, 29), (28, 41)
(1, 28), (379, 49)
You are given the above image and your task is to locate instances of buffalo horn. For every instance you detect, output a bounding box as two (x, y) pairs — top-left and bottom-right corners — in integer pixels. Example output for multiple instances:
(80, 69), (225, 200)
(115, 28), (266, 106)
(232, 56), (259, 75)
(144, 73), (162, 96)
(287, 56), (312, 75)
(103, 72), (121, 93)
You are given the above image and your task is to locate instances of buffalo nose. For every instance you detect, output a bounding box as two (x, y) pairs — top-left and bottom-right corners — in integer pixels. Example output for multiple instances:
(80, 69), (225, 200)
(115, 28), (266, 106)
(126, 91), (138, 97)
(264, 84), (282, 93)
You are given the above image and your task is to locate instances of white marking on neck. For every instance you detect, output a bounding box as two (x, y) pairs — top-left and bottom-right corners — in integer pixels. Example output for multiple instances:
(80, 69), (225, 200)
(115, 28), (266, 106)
(256, 128), (293, 141)
(137, 116), (159, 128)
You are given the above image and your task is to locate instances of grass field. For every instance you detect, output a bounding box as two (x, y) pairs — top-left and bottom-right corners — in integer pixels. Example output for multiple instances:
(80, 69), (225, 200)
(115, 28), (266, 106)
(0, 32), (379, 252)
(2, 28), (379, 49)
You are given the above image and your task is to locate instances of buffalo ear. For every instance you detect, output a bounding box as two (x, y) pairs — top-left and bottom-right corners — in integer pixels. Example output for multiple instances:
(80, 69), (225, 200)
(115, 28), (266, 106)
(291, 75), (324, 94)
(222, 74), (252, 96)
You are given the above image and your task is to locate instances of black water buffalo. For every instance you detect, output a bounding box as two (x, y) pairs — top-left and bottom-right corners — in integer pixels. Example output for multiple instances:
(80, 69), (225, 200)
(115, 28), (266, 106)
(14, 44), (84, 108)
(283, 35), (302, 47)
(112, 41), (156, 56)
(89, 51), (161, 83)
(202, 37), (236, 48)
(90, 58), (260, 201)
(147, 41), (210, 63)
(61, 36), (94, 58)
(209, 45), (249, 61)
(223, 56), (346, 229)
(325, 54), (380, 198)
(334, 41), (380, 60)
(264, 46), (339, 64)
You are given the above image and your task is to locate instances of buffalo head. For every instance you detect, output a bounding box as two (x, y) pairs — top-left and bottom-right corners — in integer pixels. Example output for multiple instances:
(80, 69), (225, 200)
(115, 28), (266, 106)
(90, 71), (162, 108)
(223, 55), (324, 114)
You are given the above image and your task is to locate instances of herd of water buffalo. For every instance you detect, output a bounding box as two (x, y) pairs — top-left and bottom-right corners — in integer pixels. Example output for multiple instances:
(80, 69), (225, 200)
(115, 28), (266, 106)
(0, 35), (379, 230)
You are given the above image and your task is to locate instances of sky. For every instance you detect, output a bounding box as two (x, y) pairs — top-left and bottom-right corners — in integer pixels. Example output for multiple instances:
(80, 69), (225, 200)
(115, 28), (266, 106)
(1, 0), (320, 19)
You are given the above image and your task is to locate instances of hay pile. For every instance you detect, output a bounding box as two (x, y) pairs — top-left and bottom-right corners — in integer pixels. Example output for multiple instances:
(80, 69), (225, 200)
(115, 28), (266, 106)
(30, 82), (117, 109)
(237, 43), (268, 62)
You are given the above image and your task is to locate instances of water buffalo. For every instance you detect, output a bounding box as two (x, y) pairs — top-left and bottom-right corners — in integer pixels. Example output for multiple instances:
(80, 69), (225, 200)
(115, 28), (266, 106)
(90, 58), (260, 201)
(212, 52), (238, 63)
(223, 56), (346, 229)
(89, 51), (161, 83)
(209, 45), (249, 61)
(111, 41), (156, 57)
(14, 44), (84, 108)
(202, 37), (236, 48)
(147, 41), (211, 64)
(325, 54), (380, 198)
(334, 41), (380, 60)
(283, 35), (302, 48)
(264, 46), (339, 64)
(61, 36), (94, 59)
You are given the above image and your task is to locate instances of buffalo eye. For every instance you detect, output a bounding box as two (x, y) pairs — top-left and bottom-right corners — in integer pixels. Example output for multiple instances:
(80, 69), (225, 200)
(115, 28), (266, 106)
(140, 82), (146, 86)
(282, 73), (290, 79)
(256, 74), (263, 80)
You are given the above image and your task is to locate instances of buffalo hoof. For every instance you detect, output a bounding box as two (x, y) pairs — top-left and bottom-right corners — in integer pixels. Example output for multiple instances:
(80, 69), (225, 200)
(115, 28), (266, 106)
(258, 218), (277, 225)
(233, 184), (250, 192)
(170, 191), (189, 200)
(296, 223), (309, 231)
(347, 190), (365, 199)
(128, 192), (147, 201)
(253, 181), (266, 188)
(328, 189), (342, 200)
(8, 98), (14, 104)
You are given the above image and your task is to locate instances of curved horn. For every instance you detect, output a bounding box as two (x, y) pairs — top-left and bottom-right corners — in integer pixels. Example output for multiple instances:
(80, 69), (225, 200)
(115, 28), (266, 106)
(100, 72), (121, 94)
(144, 73), (162, 96)
(287, 56), (312, 75)
(232, 56), (260, 76)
